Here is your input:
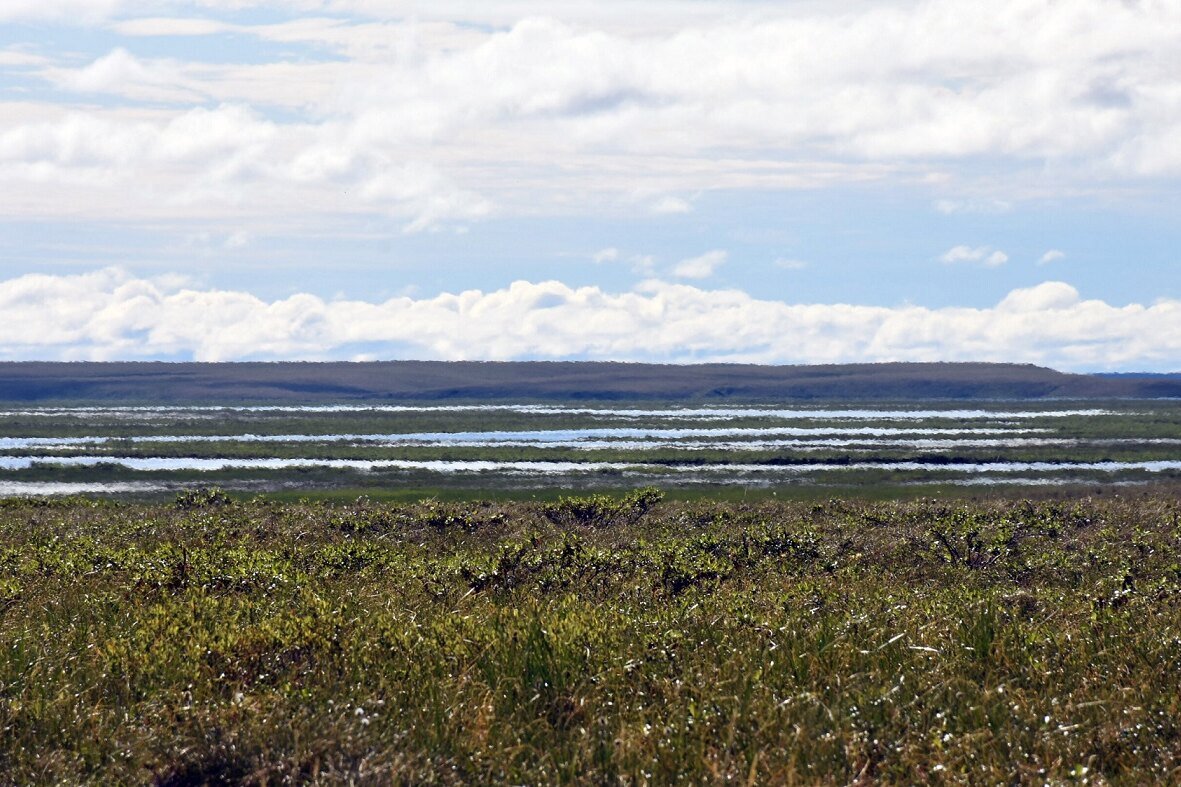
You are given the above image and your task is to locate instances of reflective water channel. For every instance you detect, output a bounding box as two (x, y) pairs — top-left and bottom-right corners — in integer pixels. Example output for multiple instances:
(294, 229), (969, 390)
(0, 402), (1177, 494)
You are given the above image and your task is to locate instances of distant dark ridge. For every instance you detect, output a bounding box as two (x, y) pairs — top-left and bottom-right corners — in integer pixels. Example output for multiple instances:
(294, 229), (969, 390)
(0, 361), (1178, 403)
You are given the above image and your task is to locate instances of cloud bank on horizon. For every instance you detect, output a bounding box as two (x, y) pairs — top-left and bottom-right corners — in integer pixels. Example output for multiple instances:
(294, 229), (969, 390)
(1, 267), (1177, 372)
(0, 1), (1178, 369)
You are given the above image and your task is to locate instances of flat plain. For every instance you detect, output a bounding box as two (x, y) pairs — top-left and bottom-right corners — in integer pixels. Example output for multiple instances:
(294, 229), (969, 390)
(0, 393), (1179, 784)
(2, 489), (1180, 784)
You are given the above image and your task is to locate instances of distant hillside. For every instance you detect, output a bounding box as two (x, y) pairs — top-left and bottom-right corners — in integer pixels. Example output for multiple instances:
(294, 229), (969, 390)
(0, 361), (1177, 403)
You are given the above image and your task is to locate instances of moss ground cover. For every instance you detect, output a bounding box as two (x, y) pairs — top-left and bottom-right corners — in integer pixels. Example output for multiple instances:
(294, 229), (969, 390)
(1, 490), (1180, 784)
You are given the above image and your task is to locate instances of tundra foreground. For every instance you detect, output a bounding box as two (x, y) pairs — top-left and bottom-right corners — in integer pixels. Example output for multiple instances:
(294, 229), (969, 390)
(1, 490), (1179, 784)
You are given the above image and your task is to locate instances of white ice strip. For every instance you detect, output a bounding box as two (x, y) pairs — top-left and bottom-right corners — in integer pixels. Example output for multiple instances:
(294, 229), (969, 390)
(0, 437), (112, 448)
(333, 426), (1054, 442)
(502, 406), (1113, 420)
(0, 405), (1114, 420)
(0, 481), (172, 495)
(0, 456), (633, 473)
(943, 478), (1147, 487)
(391, 437), (1139, 450)
(1, 456), (1179, 475)
(515, 436), (1181, 450)
(0, 427), (1051, 450)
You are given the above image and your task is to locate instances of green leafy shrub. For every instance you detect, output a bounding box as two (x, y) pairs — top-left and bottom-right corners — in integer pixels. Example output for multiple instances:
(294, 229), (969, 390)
(542, 486), (664, 528)
(173, 487), (234, 510)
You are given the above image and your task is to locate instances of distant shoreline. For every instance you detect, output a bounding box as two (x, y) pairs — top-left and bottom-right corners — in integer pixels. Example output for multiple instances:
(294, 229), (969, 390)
(0, 361), (1178, 403)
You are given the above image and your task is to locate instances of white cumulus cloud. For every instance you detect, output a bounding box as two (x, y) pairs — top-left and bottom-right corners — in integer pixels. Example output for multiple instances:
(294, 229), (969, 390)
(940, 246), (1009, 267)
(49, 48), (203, 103)
(650, 196), (693, 215)
(775, 258), (809, 270)
(3, 0), (1181, 230)
(0, 268), (1176, 371)
(934, 199), (1012, 215)
(0, 101), (490, 230)
(673, 250), (728, 279)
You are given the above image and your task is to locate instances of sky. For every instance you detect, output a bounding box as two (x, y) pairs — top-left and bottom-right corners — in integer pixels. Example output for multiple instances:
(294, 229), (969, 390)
(0, 0), (1179, 370)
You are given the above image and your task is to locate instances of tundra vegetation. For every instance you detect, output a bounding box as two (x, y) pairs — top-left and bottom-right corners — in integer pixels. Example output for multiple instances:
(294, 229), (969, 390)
(1, 488), (1180, 784)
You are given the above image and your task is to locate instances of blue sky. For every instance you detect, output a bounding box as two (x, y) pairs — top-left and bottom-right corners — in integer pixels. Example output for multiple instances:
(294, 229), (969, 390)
(0, 1), (1178, 369)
